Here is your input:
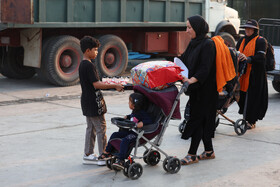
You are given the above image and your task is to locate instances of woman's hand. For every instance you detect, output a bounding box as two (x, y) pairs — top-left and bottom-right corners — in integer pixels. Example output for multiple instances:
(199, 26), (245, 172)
(182, 76), (198, 85)
(238, 52), (247, 62)
(182, 76), (188, 83)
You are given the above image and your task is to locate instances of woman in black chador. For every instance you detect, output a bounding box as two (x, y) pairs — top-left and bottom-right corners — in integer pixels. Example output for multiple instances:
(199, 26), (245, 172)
(236, 19), (268, 129)
(179, 15), (218, 165)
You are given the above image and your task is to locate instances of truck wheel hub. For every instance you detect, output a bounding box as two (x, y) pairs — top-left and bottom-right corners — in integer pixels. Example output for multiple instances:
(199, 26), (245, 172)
(60, 55), (72, 68)
(105, 53), (115, 65)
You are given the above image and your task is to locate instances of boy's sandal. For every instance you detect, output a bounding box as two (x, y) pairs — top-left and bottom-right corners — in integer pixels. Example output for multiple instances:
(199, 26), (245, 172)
(197, 151), (215, 160)
(98, 153), (112, 160)
(181, 155), (199, 165)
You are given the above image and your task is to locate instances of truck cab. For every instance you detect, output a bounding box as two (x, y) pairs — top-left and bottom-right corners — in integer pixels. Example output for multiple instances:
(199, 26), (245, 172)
(206, 0), (240, 46)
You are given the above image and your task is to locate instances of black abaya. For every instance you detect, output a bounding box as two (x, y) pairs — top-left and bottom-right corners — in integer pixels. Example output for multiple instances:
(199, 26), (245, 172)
(236, 35), (268, 124)
(180, 38), (218, 140)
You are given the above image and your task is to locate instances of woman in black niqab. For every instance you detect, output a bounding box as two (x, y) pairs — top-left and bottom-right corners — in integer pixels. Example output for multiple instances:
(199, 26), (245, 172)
(179, 15), (218, 165)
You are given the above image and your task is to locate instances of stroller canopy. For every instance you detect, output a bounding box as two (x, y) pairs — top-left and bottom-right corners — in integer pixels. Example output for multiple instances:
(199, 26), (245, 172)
(134, 85), (181, 120)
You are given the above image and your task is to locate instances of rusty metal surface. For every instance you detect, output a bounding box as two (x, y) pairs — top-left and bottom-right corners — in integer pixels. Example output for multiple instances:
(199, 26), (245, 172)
(0, 29), (21, 46)
(134, 32), (169, 53)
(168, 31), (190, 55)
(1, 0), (32, 24)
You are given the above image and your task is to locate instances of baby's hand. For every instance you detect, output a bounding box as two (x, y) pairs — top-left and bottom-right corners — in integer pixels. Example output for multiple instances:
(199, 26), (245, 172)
(124, 115), (127, 119)
(136, 121), (143, 128)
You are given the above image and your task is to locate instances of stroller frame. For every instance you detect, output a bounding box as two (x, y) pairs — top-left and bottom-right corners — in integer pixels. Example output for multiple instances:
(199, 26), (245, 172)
(106, 82), (189, 180)
(216, 84), (247, 136)
(215, 59), (249, 135)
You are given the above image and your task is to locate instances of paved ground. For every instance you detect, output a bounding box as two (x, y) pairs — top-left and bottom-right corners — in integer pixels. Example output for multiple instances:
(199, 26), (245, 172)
(0, 68), (280, 187)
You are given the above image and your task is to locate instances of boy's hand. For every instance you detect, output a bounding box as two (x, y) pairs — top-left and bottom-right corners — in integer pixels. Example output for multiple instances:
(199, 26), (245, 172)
(115, 84), (124, 92)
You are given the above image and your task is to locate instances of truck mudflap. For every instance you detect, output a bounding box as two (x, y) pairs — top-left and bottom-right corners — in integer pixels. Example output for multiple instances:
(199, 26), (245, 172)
(20, 28), (41, 68)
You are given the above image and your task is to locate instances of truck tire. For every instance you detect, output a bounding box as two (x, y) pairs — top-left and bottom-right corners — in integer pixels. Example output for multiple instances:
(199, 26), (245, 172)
(0, 47), (35, 79)
(272, 80), (280, 93)
(36, 37), (56, 82)
(42, 35), (82, 86)
(96, 35), (128, 77)
(218, 32), (236, 48)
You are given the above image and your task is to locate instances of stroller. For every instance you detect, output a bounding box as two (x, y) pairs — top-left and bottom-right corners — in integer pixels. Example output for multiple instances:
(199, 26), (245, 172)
(178, 48), (249, 136)
(106, 83), (189, 180)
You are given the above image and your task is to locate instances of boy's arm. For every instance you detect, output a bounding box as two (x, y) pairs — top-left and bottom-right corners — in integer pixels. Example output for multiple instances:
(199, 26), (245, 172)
(93, 81), (124, 92)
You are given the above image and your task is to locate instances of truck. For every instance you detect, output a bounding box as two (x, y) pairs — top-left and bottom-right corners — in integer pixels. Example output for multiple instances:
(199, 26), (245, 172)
(259, 18), (280, 93)
(0, 0), (240, 86)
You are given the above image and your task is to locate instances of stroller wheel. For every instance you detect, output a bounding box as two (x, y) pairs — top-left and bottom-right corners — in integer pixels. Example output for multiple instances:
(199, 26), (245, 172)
(128, 163), (143, 180)
(163, 157), (181, 174)
(143, 150), (149, 164)
(234, 119), (247, 135)
(146, 150), (161, 166)
(123, 160), (134, 177)
(166, 157), (181, 174)
(106, 158), (112, 170)
(178, 120), (186, 134)
(163, 156), (173, 172)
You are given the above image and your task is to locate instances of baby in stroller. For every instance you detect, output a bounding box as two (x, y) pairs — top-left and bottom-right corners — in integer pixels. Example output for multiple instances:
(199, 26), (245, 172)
(101, 84), (183, 179)
(99, 92), (154, 170)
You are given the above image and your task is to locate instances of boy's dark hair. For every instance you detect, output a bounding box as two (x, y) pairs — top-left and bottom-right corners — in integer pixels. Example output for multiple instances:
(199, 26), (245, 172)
(80, 36), (100, 53)
(130, 92), (147, 112)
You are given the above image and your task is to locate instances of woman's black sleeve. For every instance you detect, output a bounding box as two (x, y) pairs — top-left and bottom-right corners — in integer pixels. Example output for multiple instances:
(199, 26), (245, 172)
(249, 37), (267, 64)
(193, 40), (216, 84)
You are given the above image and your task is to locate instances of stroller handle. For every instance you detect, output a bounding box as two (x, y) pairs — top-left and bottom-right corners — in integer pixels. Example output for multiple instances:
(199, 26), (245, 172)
(182, 82), (190, 93)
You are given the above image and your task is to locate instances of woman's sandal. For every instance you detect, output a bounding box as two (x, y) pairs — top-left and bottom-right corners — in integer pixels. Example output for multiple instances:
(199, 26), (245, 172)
(197, 151), (215, 160)
(247, 123), (256, 130)
(98, 152), (112, 160)
(181, 155), (199, 165)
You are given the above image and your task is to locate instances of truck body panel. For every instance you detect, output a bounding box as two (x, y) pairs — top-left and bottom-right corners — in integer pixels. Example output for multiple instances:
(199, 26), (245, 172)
(0, 0), (204, 29)
(0, 0), (32, 24)
(0, 0), (240, 86)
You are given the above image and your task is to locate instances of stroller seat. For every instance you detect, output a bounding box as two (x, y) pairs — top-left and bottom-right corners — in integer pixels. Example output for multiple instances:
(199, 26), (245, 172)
(109, 102), (164, 152)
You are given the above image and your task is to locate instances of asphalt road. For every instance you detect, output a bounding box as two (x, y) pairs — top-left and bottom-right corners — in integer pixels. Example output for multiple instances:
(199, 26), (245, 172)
(0, 70), (280, 187)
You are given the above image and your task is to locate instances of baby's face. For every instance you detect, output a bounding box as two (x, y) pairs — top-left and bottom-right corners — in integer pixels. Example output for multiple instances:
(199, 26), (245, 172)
(129, 98), (134, 110)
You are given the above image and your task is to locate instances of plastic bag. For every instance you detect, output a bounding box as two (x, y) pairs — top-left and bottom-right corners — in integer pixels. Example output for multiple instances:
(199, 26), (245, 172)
(131, 61), (183, 90)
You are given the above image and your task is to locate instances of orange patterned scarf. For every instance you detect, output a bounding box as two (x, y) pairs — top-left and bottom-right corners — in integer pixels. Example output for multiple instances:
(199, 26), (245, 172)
(238, 35), (258, 92)
(212, 36), (236, 92)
